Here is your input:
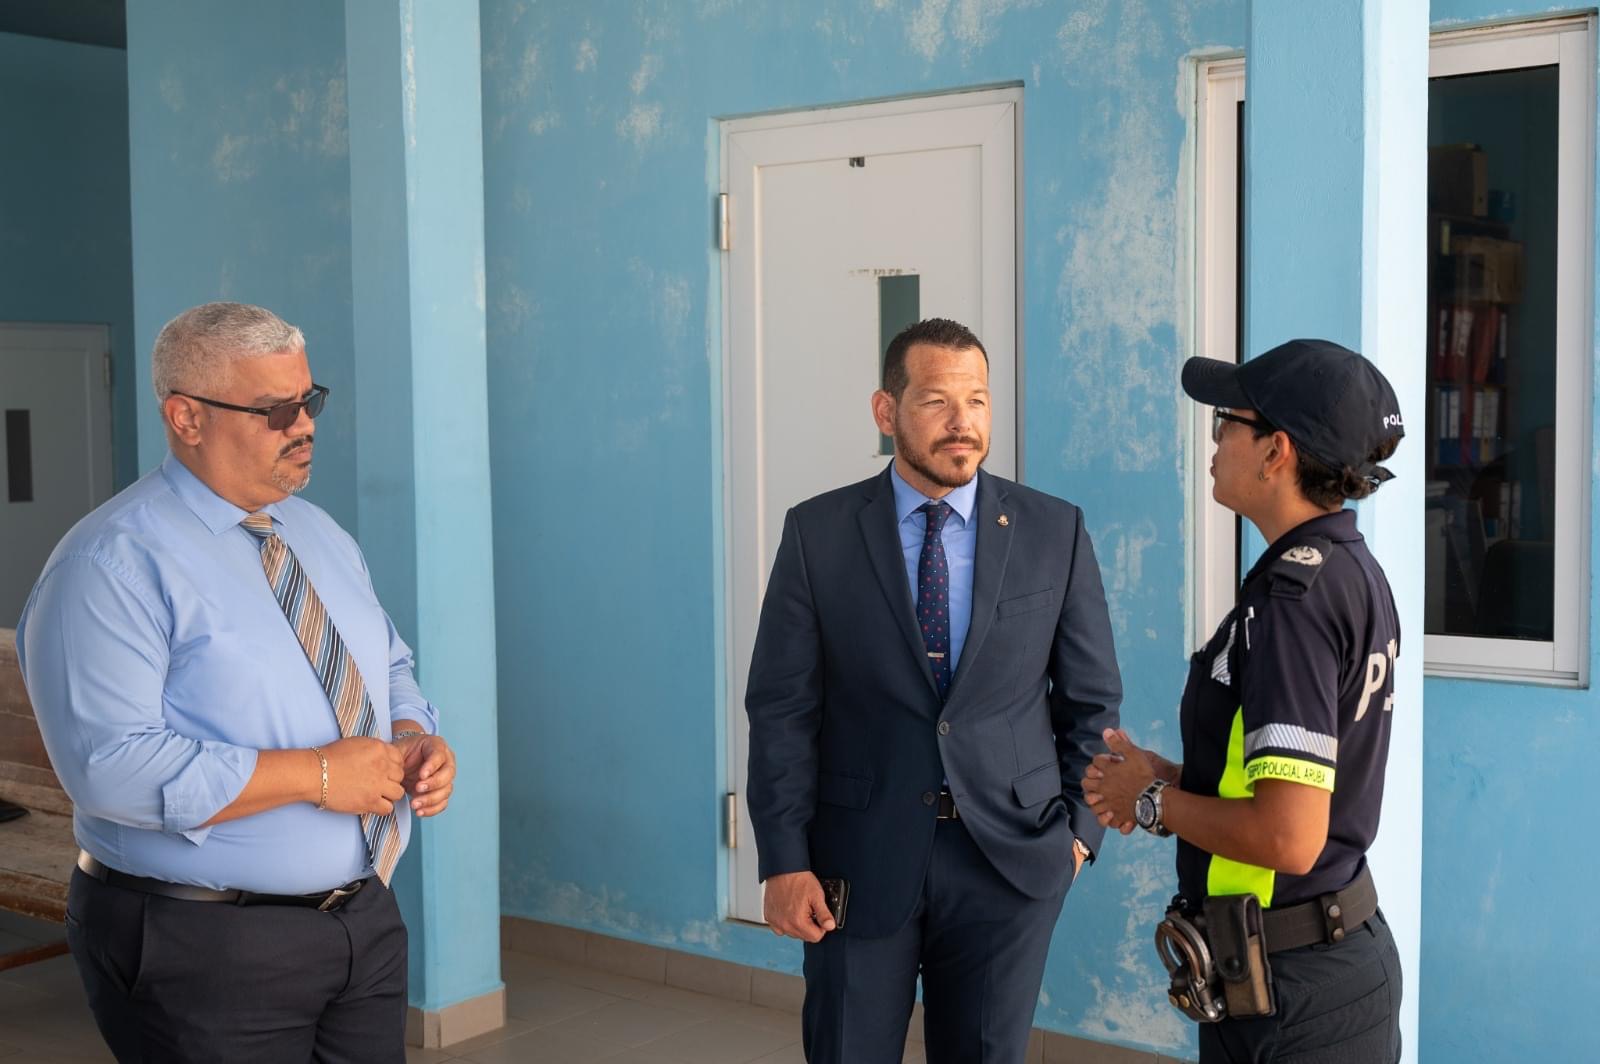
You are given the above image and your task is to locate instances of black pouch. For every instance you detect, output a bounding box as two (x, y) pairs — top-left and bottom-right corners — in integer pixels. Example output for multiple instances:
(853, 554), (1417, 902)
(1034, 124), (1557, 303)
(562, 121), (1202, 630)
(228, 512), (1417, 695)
(1202, 894), (1276, 1018)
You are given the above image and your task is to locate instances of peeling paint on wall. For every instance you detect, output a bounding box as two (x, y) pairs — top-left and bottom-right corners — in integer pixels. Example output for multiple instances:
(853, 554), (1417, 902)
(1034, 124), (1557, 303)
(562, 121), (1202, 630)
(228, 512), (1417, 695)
(321, 77), (348, 158)
(492, 274), (539, 339)
(1072, 829), (1193, 1055)
(1081, 973), (1192, 1051)
(506, 864), (759, 960)
(158, 66), (185, 111)
(619, 101), (663, 144)
(211, 132), (257, 182)
(1096, 519), (1161, 638)
(482, 1), (1244, 1056)
(907, 0), (953, 61)
(1049, 3), (1179, 476)
(401, 2), (417, 152)
(127, 0), (358, 525)
(507, 42), (542, 101)
(485, 21), (563, 143)
(631, 53), (663, 95)
(902, 0), (1045, 63)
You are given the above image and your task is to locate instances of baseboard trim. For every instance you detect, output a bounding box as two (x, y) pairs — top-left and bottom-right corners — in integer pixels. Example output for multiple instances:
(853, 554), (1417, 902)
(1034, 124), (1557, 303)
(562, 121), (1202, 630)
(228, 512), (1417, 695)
(405, 985), (506, 1048)
(501, 915), (1193, 1063)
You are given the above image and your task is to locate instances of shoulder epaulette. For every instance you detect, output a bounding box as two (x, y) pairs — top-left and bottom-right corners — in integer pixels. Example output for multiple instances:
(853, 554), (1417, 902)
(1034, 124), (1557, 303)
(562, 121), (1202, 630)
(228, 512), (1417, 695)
(1265, 535), (1334, 599)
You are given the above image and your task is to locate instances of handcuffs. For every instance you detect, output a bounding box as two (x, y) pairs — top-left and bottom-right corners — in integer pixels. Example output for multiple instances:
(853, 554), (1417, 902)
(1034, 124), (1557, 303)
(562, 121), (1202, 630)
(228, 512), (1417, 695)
(1156, 894), (1276, 1023)
(1136, 781), (1277, 1023)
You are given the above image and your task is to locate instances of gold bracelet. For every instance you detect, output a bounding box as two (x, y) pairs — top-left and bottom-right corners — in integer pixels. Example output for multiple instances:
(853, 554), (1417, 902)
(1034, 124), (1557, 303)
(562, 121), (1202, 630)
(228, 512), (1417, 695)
(309, 745), (329, 810)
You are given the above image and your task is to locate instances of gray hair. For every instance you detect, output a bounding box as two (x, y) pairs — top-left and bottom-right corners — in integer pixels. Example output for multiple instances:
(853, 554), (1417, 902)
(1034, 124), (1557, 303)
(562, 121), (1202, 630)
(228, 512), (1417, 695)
(151, 302), (305, 402)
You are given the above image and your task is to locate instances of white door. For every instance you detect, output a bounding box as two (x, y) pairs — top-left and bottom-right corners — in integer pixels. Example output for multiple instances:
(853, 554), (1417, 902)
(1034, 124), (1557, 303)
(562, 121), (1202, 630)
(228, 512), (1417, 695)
(723, 90), (1019, 922)
(0, 324), (114, 627)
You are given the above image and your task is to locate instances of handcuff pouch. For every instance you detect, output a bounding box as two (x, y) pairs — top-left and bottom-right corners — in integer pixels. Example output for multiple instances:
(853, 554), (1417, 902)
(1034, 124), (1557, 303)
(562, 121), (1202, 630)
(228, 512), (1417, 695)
(1202, 893), (1277, 1018)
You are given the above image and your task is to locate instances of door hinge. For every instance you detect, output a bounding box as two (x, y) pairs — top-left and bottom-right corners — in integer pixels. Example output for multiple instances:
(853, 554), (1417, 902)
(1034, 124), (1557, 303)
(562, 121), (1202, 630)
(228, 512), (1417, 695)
(725, 792), (738, 849)
(717, 193), (731, 252)
(103, 352), (113, 390)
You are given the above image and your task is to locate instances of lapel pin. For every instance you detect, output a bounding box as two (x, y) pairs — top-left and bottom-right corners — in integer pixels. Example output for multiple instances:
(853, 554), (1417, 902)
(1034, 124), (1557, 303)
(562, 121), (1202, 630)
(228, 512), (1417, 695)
(997, 514), (1009, 527)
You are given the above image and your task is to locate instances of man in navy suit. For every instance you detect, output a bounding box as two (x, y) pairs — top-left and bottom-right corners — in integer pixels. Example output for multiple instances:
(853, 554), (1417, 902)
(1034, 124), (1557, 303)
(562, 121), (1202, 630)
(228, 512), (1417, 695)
(746, 318), (1123, 1063)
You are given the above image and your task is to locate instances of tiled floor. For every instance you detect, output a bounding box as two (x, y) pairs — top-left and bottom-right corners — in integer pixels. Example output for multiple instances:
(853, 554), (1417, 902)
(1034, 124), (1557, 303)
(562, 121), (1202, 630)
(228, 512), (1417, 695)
(0, 911), (921, 1063)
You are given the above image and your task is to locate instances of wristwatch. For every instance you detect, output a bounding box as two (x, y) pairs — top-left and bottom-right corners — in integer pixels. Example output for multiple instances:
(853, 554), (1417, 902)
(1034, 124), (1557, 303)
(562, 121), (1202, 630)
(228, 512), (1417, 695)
(1134, 778), (1173, 837)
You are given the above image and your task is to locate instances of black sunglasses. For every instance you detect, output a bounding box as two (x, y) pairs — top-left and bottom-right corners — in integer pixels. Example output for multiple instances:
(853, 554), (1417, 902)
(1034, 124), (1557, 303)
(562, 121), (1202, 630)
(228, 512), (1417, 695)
(1211, 407), (1273, 443)
(173, 384), (329, 431)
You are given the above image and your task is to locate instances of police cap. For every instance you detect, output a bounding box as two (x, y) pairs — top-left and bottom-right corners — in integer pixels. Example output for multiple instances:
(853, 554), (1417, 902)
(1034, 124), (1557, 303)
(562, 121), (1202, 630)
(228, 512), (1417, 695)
(1182, 339), (1404, 482)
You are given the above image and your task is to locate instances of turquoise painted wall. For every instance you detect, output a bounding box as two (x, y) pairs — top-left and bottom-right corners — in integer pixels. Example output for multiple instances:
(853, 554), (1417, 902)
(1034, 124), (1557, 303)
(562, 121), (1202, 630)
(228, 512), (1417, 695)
(345, 0), (504, 1015)
(1424, 6), (1600, 1061)
(105, 0), (1600, 1055)
(483, 1), (1243, 1053)
(0, 32), (136, 489)
(125, 1), (358, 532)
(123, 0), (503, 1017)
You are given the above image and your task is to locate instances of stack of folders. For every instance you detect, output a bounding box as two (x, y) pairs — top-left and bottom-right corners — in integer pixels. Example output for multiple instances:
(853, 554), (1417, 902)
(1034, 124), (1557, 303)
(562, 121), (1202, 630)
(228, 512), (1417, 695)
(1434, 303), (1507, 468)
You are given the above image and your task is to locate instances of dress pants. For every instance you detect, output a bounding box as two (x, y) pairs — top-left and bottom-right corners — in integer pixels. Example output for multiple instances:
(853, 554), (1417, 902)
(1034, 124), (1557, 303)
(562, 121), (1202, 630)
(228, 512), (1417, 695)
(65, 866), (408, 1064)
(1199, 909), (1403, 1064)
(802, 818), (1070, 1064)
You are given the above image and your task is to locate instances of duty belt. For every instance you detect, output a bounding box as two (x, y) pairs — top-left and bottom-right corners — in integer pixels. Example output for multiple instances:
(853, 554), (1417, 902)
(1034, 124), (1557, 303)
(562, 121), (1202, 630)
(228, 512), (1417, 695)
(1156, 866), (1379, 1023)
(1261, 865), (1379, 952)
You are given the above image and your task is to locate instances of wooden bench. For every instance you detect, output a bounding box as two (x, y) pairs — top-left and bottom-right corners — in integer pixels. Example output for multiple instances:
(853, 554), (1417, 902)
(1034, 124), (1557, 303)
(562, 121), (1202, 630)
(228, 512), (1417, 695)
(0, 627), (74, 970)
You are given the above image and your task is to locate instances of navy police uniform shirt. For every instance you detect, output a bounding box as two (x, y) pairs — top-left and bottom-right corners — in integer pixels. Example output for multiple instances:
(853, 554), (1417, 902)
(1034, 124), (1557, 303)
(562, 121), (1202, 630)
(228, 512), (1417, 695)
(1176, 509), (1400, 910)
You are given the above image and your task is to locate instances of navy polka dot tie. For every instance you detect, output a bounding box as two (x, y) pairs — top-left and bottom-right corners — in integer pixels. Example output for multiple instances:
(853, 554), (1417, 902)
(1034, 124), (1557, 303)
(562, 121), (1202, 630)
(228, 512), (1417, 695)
(917, 501), (954, 699)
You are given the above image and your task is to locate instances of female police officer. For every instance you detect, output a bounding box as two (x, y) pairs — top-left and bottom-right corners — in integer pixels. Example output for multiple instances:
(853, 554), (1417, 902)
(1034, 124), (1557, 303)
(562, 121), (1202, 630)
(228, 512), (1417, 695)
(1083, 339), (1404, 1063)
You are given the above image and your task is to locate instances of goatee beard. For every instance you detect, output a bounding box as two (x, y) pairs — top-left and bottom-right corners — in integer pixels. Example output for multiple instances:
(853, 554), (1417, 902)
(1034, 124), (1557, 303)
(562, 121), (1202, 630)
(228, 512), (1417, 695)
(897, 435), (987, 490)
(271, 466), (311, 494)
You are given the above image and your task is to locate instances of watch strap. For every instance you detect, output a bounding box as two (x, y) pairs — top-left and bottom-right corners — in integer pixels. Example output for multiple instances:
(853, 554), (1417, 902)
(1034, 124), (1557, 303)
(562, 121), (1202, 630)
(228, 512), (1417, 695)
(1139, 778), (1173, 837)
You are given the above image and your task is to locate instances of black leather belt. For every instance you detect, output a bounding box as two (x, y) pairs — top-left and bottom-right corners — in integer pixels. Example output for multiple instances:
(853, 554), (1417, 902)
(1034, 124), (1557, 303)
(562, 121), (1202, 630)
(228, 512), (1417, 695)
(935, 790), (960, 819)
(1263, 865), (1378, 953)
(77, 851), (367, 913)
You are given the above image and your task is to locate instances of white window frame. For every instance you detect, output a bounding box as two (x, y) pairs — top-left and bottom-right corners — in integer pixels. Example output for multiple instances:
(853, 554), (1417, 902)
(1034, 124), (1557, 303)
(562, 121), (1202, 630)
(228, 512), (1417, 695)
(1424, 16), (1594, 684)
(1192, 17), (1594, 684)
(1191, 57), (1245, 647)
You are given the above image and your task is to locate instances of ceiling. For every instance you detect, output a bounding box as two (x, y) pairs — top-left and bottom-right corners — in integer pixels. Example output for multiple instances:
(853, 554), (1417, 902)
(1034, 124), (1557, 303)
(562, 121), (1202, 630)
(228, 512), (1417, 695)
(0, 0), (125, 50)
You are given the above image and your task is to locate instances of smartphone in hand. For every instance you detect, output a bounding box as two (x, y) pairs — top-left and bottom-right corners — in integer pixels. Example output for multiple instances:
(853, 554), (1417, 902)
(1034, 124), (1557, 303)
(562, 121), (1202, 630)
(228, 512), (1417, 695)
(819, 877), (849, 929)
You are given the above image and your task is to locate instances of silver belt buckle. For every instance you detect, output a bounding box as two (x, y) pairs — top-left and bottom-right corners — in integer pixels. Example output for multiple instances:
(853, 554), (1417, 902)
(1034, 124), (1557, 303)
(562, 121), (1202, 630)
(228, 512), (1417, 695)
(317, 880), (363, 912)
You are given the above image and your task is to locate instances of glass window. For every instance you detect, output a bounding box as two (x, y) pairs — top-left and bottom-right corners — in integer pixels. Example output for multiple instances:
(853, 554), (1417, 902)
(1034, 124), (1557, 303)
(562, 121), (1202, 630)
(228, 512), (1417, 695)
(1195, 19), (1593, 682)
(1425, 67), (1558, 642)
(1424, 19), (1592, 682)
(877, 274), (919, 455)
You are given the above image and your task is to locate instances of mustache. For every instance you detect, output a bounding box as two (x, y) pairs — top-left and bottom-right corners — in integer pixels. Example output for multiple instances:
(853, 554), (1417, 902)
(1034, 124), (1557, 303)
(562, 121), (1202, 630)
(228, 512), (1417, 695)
(278, 435), (314, 458)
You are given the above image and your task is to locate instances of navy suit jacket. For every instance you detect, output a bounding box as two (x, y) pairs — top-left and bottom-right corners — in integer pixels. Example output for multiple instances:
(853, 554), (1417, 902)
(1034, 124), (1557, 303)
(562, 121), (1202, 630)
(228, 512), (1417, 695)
(745, 466), (1123, 938)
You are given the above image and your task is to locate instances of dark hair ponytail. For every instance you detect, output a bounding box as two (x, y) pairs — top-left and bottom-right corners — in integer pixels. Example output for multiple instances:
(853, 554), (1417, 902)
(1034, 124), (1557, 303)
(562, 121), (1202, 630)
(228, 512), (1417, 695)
(1294, 436), (1401, 508)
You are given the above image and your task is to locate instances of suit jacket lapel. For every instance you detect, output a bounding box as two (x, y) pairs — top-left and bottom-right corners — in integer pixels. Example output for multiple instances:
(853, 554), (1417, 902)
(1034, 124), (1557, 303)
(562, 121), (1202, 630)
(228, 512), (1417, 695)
(857, 467), (940, 701)
(945, 470), (1011, 706)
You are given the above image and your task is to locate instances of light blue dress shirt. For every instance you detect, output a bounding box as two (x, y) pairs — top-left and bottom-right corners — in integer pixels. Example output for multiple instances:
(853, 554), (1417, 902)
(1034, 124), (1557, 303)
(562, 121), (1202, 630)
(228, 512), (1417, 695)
(889, 461), (978, 673)
(16, 454), (438, 894)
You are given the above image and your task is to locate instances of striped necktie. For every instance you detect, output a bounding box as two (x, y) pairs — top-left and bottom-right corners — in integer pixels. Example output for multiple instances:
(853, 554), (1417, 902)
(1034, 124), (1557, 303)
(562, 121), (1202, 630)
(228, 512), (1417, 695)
(241, 512), (401, 885)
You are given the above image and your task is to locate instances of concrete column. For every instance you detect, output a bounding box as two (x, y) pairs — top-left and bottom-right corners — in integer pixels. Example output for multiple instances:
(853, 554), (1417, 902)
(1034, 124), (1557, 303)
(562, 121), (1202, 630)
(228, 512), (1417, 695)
(1244, 0), (1427, 1052)
(345, 0), (502, 1047)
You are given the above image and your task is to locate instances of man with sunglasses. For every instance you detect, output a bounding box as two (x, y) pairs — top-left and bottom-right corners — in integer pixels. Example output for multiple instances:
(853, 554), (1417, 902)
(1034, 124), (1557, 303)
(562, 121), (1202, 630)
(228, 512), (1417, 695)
(16, 301), (455, 1062)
